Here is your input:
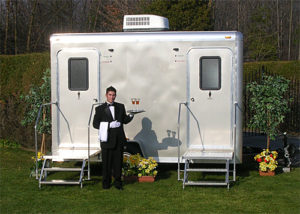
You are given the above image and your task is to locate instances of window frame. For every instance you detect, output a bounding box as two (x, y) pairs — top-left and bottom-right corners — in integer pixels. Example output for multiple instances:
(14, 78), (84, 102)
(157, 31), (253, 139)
(199, 56), (221, 90)
(68, 57), (89, 91)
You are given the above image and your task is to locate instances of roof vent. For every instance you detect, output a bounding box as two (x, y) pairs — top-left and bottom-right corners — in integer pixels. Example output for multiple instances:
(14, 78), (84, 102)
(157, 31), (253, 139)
(123, 15), (169, 32)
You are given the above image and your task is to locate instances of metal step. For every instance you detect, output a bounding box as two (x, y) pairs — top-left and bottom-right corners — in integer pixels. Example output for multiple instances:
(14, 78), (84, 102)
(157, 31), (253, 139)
(185, 181), (228, 186)
(43, 167), (82, 172)
(182, 150), (233, 160)
(186, 168), (227, 172)
(40, 180), (80, 185)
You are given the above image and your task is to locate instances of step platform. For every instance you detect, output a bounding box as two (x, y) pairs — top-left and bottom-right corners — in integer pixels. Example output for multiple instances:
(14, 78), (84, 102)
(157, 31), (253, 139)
(38, 148), (101, 189)
(181, 149), (234, 189)
(182, 149), (233, 160)
(43, 149), (101, 161)
(40, 180), (80, 185)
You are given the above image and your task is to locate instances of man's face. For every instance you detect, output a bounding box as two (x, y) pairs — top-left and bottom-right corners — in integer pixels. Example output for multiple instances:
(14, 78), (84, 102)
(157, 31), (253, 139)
(106, 91), (116, 103)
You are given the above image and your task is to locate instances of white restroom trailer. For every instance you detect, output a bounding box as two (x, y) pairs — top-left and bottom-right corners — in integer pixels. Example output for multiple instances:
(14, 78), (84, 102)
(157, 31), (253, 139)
(42, 15), (243, 188)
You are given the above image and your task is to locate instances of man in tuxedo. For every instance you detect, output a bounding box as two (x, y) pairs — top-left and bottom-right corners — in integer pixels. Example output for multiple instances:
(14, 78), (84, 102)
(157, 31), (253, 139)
(93, 86), (133, 190)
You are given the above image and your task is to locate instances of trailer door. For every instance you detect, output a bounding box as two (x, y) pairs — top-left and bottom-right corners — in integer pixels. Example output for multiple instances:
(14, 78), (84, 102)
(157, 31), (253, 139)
(57, 49), (100, 147)
(187, 48), (233, 150)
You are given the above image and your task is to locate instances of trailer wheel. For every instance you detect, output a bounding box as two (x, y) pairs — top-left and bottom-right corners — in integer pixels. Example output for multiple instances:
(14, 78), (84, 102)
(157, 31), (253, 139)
(123, 141), (143, 157)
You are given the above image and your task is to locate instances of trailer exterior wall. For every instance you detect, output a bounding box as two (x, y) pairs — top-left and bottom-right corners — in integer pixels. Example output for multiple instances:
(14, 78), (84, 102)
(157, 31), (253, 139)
(50, 31), (243, 163)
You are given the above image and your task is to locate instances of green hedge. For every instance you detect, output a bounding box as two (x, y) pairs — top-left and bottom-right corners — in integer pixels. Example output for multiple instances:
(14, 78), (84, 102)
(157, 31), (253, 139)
(0, 53), (50, 148)
(244, 60), (300, 80)
(0, 52), (50, 100)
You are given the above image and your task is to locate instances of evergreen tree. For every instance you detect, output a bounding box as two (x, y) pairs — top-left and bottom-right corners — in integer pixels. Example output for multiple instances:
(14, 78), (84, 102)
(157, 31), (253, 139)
(247, 6), (278, 61)
(142, 0), (213, 31)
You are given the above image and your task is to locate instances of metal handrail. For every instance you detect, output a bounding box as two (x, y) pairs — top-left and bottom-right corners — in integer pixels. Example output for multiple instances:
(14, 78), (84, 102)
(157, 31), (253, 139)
(177, 102), (205, 180)
(233, 102), (237, 181)
(177, 101), (239, 182)
(185, 104), (204, 149)
(87, 102), (103, 180)
(34, 102), (57, 179)
(177, 102), (186, 181)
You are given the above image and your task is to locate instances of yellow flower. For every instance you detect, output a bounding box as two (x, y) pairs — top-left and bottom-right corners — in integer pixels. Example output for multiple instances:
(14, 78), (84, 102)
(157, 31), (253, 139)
(259, 162), (267, 171)
(255, 149), (278, 172)
(123, 154), (158, 177)
(37, 152), (42, 159)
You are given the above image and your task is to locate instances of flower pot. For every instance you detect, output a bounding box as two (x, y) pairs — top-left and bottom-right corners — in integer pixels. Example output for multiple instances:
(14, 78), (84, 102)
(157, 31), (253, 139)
(259, 170), (275, 176)
(123, 176), (138, 182)
(138, 176), (155, 183)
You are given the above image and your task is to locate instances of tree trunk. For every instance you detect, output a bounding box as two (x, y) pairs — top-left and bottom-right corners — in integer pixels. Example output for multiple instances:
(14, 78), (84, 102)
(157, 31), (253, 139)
(276, 0), (280, 59)
(237, 0), (240, 31)
(40, 109), (46, 154)
(267, 109), (270, 150)
(70, 0), (73, 31)
(14, 0), (17, 55)
(87, 0), (93, 32)
(4, 0), (11, 54)
(93, 0), (102, 32)
(41, 133), (46, 154)
(208, 0), (213, 8)
(82, 0), (88, 32)
(26, 0), (38, 53)
(288, 0), (293, 60)
(298, 38), (300, 60)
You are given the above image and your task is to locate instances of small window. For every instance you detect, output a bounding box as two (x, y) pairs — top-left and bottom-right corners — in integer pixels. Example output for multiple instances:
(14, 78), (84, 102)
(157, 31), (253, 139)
(68, 58), (89, 91)
(200, 57), (221, 90)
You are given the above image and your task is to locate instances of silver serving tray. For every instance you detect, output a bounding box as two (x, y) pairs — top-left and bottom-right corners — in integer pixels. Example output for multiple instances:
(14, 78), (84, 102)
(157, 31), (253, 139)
(127, 110), (145, 114)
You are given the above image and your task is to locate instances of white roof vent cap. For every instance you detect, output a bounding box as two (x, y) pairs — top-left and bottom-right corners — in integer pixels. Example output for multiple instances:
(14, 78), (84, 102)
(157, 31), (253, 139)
(123, 14), (169, 32)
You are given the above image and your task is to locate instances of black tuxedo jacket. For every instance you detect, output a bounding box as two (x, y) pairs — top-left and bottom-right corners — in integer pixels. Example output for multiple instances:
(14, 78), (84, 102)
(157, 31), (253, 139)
(92, 102), (133, 149)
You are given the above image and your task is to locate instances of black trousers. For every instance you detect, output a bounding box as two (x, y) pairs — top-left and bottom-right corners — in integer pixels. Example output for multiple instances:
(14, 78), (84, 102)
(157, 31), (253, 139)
(101, 142), (123, 188)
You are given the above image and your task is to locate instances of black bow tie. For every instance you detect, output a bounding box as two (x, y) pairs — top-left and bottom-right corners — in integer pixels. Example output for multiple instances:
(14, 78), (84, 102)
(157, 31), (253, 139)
(107, 103), (114, 107)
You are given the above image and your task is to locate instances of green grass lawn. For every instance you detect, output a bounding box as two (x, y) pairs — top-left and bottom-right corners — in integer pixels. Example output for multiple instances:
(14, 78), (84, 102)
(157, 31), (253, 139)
(1, 148), (300, 214)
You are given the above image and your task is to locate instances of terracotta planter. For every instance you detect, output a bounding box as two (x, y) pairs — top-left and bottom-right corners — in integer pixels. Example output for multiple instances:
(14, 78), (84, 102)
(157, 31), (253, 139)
(259, 170), (275, 176)
(123, 176), (138, 182)
(138, 176), (155, 183)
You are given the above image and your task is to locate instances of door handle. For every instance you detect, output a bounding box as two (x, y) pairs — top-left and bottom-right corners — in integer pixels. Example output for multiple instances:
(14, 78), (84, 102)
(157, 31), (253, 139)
(191, 98), (195, 102)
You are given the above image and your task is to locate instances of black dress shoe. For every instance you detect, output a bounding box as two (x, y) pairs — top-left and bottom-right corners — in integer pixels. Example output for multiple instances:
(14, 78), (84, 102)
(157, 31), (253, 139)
(115, 185), (123, 190)
(102, 185), (111, 189)
(114, 180), (123, 190)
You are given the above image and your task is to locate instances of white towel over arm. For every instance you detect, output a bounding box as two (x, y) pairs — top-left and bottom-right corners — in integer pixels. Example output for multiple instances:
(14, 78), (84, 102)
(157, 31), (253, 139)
(98, 122), (109, 142)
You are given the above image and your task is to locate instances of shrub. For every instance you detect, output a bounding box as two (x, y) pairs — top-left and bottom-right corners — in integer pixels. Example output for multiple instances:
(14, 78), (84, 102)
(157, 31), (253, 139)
(0, 139), (21, 148)
(247, 74), (292, 149)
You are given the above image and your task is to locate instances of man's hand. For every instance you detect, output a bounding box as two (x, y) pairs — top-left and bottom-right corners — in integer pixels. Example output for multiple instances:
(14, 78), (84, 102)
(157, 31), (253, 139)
(109, 121), (121, 128)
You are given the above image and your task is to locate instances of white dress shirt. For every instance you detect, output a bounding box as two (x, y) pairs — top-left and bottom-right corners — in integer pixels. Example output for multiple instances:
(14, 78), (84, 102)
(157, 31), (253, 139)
(107, 102), (115, 120)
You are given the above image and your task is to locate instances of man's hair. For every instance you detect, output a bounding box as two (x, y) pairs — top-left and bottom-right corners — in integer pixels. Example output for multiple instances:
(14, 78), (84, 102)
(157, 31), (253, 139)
(106, 86), (117, 94)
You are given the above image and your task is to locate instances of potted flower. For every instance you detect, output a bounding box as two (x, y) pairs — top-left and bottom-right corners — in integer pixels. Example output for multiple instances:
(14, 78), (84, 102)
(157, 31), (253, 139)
(123, 153), (158, 182)
(137, 156), (158, 182)
(254, 149), (278, 176)
(247, 74), (291, 175)
(122, 154), (140, 181)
